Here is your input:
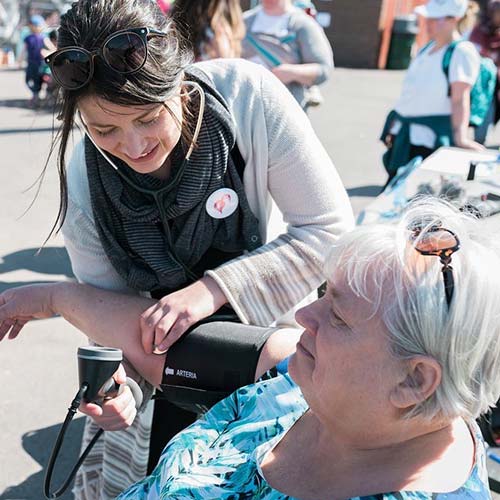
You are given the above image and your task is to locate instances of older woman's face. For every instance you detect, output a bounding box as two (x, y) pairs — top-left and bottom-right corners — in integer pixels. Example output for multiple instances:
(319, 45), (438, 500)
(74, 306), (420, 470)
(288, 272), (405, 438)
(78, 94), (183, 180)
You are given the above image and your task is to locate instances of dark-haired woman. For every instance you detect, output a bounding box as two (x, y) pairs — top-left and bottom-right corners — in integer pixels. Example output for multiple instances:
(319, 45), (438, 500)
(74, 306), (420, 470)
(40, 0), (353, 497)
(469, 0), (500, 143)
(171, 0), (245, 60)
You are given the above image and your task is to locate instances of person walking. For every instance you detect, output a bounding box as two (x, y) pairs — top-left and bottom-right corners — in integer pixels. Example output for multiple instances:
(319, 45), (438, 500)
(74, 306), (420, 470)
(18, 15), (46, 107)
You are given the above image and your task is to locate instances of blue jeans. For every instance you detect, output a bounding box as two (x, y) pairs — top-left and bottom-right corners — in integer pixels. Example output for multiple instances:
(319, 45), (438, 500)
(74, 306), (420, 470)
(25, 63), (42, 95)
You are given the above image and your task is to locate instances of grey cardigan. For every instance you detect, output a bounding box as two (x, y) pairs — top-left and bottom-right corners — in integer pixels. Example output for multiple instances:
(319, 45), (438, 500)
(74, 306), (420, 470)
(243, 6), (334, 108)
(67, 59), (353, 500)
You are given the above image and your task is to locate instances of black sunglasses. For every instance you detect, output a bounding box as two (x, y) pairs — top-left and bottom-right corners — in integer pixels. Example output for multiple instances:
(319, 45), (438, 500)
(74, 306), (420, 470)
(45, 27), (167, 90)
(411, 226), (460, 308)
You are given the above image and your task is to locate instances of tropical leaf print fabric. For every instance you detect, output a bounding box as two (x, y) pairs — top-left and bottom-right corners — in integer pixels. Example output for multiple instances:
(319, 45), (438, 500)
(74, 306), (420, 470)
(118, 374), (491, 500)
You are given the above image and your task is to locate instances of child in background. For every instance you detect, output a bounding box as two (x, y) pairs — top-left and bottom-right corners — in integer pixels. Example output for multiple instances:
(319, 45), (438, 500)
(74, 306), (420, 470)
(41, 30), (58, 107)
(20, 15), (46, 108)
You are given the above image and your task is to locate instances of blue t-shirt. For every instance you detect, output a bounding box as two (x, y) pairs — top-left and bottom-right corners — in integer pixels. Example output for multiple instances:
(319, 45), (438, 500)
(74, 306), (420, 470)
(118, 374), (491, 499)
(24, 33), (45, 67)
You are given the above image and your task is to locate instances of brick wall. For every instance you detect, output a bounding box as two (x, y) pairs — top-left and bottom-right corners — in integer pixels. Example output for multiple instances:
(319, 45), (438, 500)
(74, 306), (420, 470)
(325, 0), (384, 68)
(238, 0), (433, 69)
(240, 0), (385, 68)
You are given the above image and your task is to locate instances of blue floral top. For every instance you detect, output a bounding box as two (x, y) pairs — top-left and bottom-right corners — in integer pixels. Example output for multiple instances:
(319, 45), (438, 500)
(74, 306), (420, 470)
(118, 374), (491, 500)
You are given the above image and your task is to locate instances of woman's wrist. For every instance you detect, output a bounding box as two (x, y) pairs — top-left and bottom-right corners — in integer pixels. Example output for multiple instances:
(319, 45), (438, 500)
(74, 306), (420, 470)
(197, 276), (228, 311)
(48, 281), (79, 317)
(453, 129), (468, 147)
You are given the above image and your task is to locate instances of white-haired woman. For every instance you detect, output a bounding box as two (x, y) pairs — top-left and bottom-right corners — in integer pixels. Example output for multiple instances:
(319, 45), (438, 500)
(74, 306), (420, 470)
(0, 198), (498, 499)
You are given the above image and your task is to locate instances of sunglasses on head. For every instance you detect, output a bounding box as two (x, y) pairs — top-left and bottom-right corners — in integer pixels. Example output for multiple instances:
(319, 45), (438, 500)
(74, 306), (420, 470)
(411, 226), (460, 308)
(45, 27), (167, 90)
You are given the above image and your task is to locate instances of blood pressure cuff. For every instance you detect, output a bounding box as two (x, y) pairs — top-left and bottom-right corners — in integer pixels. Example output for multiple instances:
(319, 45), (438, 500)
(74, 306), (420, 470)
(158, 321), (278, 414)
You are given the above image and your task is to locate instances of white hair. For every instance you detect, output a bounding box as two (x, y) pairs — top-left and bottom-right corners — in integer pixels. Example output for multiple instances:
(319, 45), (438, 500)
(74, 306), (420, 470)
(324, 197), (500, 421)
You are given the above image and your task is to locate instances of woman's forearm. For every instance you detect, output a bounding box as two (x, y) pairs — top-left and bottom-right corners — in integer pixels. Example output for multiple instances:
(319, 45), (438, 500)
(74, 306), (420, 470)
(450, 88), (484, 151)
(451, 93), (470, 145)
(281, 63), (323, 86)
(50, 282), (165, 386)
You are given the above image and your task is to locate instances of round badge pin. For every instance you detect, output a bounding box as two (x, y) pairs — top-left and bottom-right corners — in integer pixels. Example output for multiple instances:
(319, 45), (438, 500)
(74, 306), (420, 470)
(206, 188), (239, 219)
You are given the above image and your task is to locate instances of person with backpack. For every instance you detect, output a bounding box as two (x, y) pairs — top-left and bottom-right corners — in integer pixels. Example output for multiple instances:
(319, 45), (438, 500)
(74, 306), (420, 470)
(381, 0), (486, 185)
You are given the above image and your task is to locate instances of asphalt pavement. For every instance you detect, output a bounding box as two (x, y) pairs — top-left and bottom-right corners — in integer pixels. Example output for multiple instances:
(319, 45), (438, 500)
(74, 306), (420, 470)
(1, 66), (499, 499)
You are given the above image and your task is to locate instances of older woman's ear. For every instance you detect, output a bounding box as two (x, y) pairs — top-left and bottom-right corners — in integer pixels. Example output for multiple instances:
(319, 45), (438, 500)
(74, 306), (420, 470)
(390, 357), (442, 410)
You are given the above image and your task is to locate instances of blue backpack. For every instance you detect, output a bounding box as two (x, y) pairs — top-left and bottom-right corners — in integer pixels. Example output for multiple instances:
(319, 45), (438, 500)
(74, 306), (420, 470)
(442, 40), (496, 127)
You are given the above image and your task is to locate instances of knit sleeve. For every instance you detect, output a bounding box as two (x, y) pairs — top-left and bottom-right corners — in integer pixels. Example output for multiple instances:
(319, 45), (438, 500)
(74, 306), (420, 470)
(295, 14), (334, 85)
(62, 200), (134, 291)
(206, 69), (354, 326)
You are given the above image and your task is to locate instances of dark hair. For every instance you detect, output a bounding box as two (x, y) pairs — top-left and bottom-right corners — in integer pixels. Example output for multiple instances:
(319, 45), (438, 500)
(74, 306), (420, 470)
(45, 0), (193, 239)
(171, 0), (244, 59)
(482, 0), (500, 33)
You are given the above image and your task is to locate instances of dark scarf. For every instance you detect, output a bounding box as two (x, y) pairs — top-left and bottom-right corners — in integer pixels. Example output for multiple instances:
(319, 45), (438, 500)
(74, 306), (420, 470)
(85, 68), (261, 293)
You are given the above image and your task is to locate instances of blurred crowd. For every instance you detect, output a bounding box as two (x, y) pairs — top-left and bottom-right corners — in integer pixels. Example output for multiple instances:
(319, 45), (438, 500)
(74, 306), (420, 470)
(4, 0), (333, 111)
(4, 0), (500, 139)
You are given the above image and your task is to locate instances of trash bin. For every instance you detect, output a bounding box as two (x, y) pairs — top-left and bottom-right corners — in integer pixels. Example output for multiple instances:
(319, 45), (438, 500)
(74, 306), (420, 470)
(386, 15), (419, 70)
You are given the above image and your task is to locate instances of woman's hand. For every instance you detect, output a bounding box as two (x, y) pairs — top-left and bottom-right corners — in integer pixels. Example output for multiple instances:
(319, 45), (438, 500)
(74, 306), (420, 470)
(140, 276), (227, 355)
(453, 136), (486, 151)
(79, 364), (137, 431)
(384, 133), (395, 148)
(272, 64), (298, 85)
(0, 284), (58, 341)
(271, 63), (322, 87)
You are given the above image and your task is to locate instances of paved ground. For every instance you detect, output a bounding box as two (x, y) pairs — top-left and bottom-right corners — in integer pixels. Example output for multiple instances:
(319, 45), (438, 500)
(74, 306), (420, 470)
(1, 66), (499, 499)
